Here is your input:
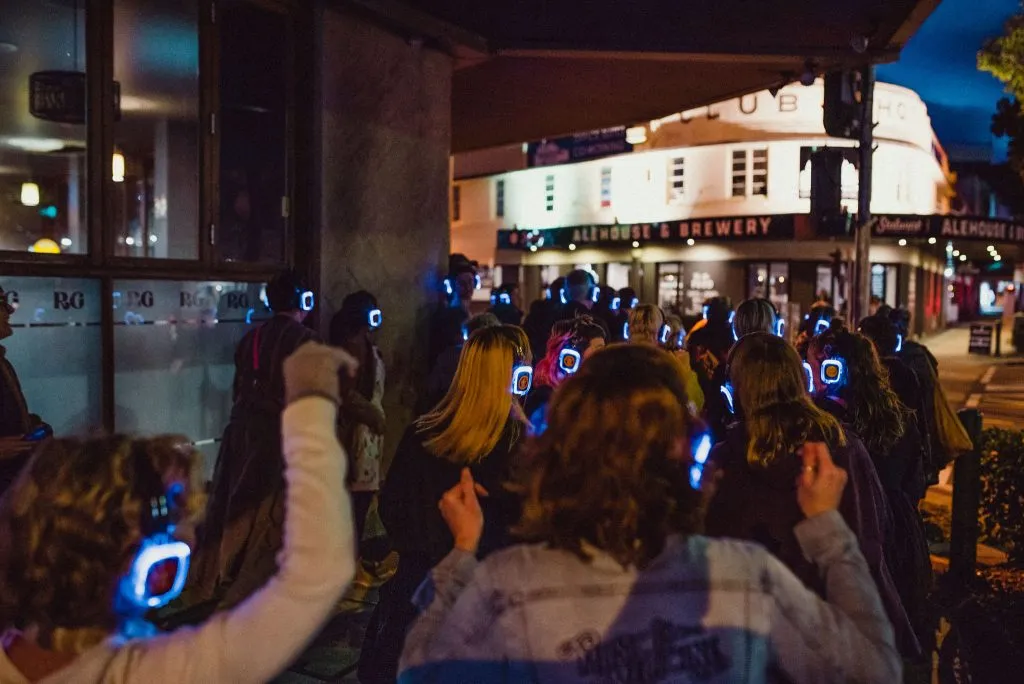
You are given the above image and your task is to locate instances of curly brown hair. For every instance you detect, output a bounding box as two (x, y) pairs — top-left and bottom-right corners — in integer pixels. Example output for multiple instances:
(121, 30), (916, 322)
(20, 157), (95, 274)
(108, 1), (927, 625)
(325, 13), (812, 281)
(514, 344), (703, 569)
(0, 436), (204, 652)
(808, 329), (906, 457)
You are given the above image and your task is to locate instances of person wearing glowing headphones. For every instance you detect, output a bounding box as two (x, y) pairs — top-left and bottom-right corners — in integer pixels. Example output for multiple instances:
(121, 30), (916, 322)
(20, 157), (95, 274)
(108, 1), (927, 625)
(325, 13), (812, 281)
(0, 342), (358, 683)
(429, 254), (479, 366)
(626, 305), (704, 413)
(189, 269), (319, 611)
(525, 316), (606, 434)
(360, 326), (531, 684)
(330, 291), (388, 576)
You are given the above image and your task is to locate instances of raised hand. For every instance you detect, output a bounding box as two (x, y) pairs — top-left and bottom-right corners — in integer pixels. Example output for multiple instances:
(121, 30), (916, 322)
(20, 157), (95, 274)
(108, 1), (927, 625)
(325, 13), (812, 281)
(439, 468), (487, 554)
(796, 442), (848, 519)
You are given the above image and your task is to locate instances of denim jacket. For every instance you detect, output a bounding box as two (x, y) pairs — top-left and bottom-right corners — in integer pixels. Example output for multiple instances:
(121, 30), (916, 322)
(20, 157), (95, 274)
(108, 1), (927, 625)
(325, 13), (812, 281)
(399, 511), (900, 684)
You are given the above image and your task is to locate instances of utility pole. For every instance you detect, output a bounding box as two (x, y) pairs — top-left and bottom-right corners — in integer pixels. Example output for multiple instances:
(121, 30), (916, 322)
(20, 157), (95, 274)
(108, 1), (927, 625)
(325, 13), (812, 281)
(853, 65), (875, 323)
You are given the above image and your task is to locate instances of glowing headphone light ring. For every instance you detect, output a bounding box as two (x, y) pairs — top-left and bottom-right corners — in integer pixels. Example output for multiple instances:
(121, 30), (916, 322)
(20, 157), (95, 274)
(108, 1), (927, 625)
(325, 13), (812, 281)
(299, 290), (315, 312)
(558, 348), (582, 375)
(820, 358), (845, 386)
(367, 308), (382, 329)
(802, 362), (815, 394)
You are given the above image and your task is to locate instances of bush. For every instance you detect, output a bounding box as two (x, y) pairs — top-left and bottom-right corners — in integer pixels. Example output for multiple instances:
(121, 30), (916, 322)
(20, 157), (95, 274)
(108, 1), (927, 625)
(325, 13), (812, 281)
(978, 428), (1024, 563)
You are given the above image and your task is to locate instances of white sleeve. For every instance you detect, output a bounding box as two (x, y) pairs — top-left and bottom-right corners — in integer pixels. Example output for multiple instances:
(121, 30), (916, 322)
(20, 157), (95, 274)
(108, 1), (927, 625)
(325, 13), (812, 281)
(122, 398), (356, 683)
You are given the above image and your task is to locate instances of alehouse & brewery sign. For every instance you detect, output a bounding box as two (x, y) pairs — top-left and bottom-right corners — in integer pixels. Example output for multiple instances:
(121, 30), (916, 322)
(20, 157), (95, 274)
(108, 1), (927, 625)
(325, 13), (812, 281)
(498, 214), (795, 250)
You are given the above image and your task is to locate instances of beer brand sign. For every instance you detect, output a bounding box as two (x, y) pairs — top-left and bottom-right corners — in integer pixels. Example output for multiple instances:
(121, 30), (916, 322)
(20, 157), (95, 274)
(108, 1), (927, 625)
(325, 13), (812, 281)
(870, 214), (1024, 243)
(498, 214), (795, 250)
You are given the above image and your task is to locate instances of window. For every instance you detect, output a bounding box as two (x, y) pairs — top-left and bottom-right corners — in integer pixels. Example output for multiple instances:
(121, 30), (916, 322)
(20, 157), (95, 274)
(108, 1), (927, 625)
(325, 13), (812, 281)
(606, 262), (631, 291)
(113, 279), (272, 479)
(545, 174), (555, 212)
(657, 263), (683, 311)
(495, 179), (505, 218)
(217, 0), (291, 264)
(0, 276), (102, 435)
(0, 1), (87, 254)
(452, 185), (461, 222)
(747, 263), (789, 309)
(871, 264), (899, 308)
(731, 148), (768, 198)
(600, 167), (612, 208)
(113, 0), (201, 259)
(669, 157), (685, 202)
(799, 147), (857, 200)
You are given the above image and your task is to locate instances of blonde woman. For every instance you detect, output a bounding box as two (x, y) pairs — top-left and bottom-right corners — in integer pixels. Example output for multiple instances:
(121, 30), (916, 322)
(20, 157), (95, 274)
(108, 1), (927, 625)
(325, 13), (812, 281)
(360, 325), (531, 683)
(627, 304), (705, 412)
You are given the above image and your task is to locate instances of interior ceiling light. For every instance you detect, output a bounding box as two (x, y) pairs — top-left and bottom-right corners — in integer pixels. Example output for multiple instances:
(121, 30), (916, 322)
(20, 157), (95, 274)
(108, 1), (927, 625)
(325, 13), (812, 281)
(625, 126), (647, 145)
(3, 137), (64, 153)
(20, 182), (39, 207)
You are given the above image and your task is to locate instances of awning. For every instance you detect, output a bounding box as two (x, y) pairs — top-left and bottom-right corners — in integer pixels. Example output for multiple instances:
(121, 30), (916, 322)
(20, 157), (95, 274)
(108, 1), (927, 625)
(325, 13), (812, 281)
(372, 0), (942, 151)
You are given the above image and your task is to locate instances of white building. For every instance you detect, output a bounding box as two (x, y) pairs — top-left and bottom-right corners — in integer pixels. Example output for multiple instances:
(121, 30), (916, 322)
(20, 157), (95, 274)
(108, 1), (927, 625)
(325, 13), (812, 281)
(452, 80), (956, 333)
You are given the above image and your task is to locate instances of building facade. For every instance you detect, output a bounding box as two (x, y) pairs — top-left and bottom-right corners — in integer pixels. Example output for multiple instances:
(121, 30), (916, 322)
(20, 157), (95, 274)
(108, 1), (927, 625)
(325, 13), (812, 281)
(453, 80), (956, 334)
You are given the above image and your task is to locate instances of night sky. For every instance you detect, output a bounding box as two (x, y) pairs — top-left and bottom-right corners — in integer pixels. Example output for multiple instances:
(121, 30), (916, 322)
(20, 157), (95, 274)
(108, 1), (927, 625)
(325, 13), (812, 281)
(877, 0), (1020, 162)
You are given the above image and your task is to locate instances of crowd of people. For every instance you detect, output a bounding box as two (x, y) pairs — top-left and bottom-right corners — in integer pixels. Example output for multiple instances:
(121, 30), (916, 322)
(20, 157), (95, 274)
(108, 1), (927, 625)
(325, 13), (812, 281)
(0, 254), (962, 683)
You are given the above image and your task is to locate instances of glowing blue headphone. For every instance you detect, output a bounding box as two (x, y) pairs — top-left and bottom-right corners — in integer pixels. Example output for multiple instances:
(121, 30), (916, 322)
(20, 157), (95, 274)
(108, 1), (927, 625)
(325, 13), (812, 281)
(558, 348), (582, 375)
(622, 320), (630, 340)
(689, 432), (713, 489)
(299, 290), (315, 312)
(802, 362), (815, 393)
(820, 357), (846, 388)
(491, 290), (512, 306)
(895, 333), (903, 353)
(676, 327), (687, 348)
(443, 273), (481, 299)
(610, 296), (621, 311)
(720, 382), (735, 415)
(367, 308), (382, 330)
(511, 347), (534, 396)
(119, 481), (190, 613)
(658, 323), (671, 345)
(731, 301), (785, 342)
(630, 297), (639, 309)
(814, 317), (831, 335)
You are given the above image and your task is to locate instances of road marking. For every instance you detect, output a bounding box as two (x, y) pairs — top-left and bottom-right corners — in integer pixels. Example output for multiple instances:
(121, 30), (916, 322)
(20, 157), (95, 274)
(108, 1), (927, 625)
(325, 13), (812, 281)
(981, 366), (997, 386)
(965, 393), (982, 409)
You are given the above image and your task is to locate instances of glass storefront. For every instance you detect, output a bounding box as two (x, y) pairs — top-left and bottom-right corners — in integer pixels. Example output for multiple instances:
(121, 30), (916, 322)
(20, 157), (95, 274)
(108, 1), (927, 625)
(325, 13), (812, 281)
(0, 0), (299, 454)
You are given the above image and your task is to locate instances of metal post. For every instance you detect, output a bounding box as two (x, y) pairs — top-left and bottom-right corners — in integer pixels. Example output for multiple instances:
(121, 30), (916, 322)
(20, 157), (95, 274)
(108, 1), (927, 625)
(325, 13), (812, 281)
(949, 408), (983, 593)
(854, 66), (875, 323)
(995, 321), (1003, 357)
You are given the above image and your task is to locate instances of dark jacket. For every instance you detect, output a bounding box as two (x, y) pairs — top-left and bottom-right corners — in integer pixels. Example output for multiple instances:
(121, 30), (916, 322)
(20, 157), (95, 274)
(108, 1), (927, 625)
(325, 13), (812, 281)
(705, 423), (920, 658)
(897, 341), (943, 482)
(524, 385), (555, 435)
(380, 420), (522, 566)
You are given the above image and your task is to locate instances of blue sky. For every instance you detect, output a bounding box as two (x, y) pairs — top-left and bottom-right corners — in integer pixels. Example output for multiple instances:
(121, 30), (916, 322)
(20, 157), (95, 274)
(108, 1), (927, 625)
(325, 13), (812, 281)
(877, 0), (1020, 161)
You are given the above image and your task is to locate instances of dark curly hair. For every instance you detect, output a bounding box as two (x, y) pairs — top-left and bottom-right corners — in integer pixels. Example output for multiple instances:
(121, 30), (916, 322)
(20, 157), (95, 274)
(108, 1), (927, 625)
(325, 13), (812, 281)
(809, 329), (906, 457)
(0, 436), (204, 652)
(514, 344), (703, 569)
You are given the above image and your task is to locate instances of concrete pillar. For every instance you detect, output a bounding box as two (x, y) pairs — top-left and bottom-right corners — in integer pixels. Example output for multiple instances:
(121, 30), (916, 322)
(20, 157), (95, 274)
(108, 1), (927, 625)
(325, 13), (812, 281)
(316, 9), (453, 468)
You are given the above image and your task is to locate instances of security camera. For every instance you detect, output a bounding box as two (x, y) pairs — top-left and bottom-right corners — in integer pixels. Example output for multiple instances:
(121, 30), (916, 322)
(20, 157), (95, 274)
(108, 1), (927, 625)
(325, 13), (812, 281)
(799, 68), (816, 87)
(851, 35), (869, 54)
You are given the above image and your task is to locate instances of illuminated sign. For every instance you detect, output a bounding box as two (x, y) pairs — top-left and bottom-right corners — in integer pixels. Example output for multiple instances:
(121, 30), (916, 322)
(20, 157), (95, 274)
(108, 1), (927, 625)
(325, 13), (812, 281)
(871, 215), (1024, 244)
(499, 214), (795, 250)
(527, 127), (633, 168)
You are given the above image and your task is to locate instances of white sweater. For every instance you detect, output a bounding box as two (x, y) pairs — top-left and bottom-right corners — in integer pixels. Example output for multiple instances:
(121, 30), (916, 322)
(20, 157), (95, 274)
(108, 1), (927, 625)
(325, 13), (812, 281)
(0, 398), (355, 684)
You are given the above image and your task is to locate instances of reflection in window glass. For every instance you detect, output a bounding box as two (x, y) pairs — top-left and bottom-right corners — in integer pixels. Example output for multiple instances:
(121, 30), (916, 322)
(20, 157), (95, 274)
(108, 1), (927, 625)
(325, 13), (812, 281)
(113, 280), (271, 480)
(113, 0), (200, 259)
(0, 277), (101, 435)
(0, 2), (87, 254)
(218, 1), (289, 264)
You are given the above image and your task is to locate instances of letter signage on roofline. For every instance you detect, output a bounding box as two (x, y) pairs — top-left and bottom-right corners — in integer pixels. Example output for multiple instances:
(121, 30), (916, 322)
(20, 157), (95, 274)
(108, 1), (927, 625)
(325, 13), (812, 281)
(498, 215), (796, 250)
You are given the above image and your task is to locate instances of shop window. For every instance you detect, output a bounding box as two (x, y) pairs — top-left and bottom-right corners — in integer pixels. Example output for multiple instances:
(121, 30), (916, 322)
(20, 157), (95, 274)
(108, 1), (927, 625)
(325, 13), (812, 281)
(747, 263), (789, 308)
(669, 157), (685, 202)
(113, 0), (200, 259)
(0, 1), (87, 255)
(545, 174), (555, 212)
(732, 148), (768, 198)
(217, 0), (290, 264)
(657, 263), (683, 312)
(600, 167), (612, 208)
(0, 277), (102, 436)
(871, 264), (899, 308)
(495, 179), (505, 218)
(452, 184), (461, 222)
(113, 279), (272, 480)
(606, 262), (631, 291)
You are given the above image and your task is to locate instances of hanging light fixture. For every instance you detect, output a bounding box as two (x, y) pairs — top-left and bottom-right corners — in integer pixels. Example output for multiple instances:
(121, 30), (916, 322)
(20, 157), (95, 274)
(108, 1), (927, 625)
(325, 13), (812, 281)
(20, 182), (40, 207)
(112, 152), (125, 183)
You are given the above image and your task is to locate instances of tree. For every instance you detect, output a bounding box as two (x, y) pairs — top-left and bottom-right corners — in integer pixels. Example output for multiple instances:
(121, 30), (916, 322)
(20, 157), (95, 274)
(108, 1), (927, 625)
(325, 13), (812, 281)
(979, 9), (1024, 183)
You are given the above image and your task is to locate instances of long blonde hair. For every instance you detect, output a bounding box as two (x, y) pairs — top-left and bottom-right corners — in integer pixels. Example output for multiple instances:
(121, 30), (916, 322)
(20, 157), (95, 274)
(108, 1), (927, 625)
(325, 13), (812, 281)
(729, 333), (845, 467)
(628, 305), (664, 345)
(416, 325), (529, 464)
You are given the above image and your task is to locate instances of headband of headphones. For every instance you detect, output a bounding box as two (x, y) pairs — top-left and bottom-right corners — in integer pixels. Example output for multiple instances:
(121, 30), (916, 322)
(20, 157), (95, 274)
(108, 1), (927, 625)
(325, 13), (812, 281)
(732, 300), (785, 342)
(443, 272), (482, 298)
